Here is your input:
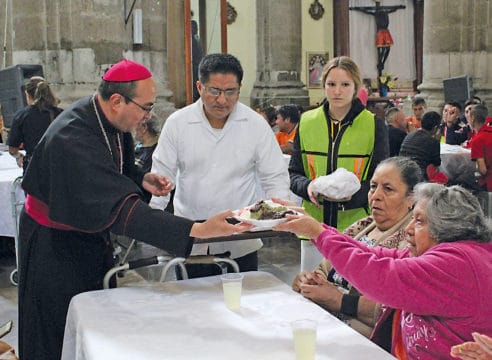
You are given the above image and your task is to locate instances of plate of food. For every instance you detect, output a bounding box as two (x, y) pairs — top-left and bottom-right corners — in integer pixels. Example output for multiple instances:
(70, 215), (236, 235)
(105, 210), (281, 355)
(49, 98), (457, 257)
(232, 200), (299, 231)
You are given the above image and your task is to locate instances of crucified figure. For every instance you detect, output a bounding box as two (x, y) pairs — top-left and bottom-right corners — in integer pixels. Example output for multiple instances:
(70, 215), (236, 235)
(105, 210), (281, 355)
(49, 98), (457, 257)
(350, 1), (405, 79)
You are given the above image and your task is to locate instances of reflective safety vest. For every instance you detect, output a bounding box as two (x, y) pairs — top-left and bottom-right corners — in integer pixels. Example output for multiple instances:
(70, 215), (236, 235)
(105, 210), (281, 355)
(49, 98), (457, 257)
(299, 106), (375, 231)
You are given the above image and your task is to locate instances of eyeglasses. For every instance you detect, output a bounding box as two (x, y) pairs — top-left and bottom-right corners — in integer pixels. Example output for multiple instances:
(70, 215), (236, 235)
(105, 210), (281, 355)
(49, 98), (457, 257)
(203, 86), (240, 98)
(121, 94), (154, 113)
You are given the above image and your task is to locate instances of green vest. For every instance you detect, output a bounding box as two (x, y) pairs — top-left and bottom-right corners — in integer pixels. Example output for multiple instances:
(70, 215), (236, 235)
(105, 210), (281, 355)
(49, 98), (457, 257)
(299, 106), (375, 231)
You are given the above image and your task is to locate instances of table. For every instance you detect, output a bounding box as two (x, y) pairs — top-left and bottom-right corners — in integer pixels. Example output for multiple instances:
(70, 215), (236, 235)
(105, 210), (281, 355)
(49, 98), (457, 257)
(61, 271), (395, 360)
(0, 150), (23, 237)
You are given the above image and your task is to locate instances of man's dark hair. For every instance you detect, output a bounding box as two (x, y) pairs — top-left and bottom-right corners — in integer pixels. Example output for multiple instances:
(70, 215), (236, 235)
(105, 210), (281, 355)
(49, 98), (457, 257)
(446, 101), (462, 112)
(98, 80), (138, 101)
(198, 53), (243, 84)
(412, 97), (426, 107)
(465, 97), (481, 108)
(421, 111), (441, 131)
(277, 104), (301, 124)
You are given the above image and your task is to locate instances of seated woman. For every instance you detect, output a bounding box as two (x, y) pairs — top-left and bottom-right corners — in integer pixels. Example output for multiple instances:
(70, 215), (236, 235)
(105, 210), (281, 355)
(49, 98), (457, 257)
(276, 183), (492, 359)
(292, 156), (422, 338)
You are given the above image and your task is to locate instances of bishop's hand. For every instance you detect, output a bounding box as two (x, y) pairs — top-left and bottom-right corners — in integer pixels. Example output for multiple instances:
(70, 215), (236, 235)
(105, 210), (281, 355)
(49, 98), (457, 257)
(142, 173), (173, 196)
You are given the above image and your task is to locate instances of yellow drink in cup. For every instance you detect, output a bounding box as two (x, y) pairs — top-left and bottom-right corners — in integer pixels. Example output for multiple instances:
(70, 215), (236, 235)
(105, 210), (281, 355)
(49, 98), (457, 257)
(220, 273), (243, 310)
(291, 319), (317, 360)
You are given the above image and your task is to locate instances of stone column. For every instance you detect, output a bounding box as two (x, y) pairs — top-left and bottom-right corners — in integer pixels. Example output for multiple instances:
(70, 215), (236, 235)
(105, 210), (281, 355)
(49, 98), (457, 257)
(5, 0), (176, 119)
(418, 0), (492, 111)
(250, 0), (309, 109)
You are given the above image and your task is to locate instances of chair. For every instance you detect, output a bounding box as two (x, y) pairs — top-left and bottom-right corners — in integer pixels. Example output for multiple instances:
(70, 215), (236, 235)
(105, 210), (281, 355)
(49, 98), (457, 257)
(103, 252), (239, 289)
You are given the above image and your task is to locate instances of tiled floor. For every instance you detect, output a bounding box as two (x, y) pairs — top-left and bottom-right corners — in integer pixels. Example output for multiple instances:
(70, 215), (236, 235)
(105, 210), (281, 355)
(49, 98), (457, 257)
(0, 234), (301, 353)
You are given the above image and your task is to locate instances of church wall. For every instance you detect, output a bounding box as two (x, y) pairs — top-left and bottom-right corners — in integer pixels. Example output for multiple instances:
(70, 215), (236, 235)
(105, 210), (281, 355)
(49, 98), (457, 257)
(226, 0), (257, 107)
(419, 0), (492, 111)
(301, 0), (334, 106)
(0, 0), (175, 118)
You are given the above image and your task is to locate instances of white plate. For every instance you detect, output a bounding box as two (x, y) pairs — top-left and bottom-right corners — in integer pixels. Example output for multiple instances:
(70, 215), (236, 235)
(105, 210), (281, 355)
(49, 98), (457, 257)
(232, 201), (297, 232)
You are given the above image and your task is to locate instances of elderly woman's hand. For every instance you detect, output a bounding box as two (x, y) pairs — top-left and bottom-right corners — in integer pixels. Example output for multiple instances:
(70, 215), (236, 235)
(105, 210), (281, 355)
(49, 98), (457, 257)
(0, 340), (17, 360)
(273, 214), (325, 240)
(451, 333), (492, 360)
(298, 275), (343, 313)
(292, 271), (318, 292)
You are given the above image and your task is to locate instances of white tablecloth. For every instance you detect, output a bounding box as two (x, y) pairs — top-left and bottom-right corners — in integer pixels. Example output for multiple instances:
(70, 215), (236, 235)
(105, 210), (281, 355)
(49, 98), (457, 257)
(61, 271), (395, 360)
(0, 151), (23, 237)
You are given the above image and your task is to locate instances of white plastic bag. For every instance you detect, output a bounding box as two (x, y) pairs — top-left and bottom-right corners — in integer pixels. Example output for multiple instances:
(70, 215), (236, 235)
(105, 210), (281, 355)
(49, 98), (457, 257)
(311, 168), (361, 200)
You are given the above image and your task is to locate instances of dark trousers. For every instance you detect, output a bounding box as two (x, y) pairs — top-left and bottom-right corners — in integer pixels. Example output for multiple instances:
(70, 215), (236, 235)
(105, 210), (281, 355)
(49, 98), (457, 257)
(176, 251), (258, 279)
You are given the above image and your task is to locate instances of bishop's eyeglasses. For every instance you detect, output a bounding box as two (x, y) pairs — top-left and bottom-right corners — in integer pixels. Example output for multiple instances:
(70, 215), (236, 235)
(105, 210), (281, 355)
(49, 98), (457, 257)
(121, 94), (155, 113)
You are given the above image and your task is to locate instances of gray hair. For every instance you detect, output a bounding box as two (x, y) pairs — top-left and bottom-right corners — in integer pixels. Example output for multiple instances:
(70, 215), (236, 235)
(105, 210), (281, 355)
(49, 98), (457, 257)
(143, 115), (161, 136)
(376, 156), (423, 195)
(413, 183), (491, 243)
(385, 107), (401, 125)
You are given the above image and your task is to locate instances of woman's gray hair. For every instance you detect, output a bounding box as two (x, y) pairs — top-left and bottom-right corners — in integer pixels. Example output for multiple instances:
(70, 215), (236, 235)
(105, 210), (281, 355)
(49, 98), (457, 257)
(413, 183), (491, 243)
(377, 156), (423, 194)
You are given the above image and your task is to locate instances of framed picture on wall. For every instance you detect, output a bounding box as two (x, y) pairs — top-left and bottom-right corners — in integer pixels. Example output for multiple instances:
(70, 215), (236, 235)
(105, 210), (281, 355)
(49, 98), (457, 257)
(307, 52), (329, 88)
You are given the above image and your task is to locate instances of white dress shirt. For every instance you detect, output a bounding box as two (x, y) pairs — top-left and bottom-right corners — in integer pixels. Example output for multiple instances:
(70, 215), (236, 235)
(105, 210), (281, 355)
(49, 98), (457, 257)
(150, 100), (290, 258)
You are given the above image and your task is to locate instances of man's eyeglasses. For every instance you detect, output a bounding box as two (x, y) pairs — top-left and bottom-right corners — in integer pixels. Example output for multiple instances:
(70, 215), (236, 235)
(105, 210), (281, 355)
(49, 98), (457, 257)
(121, 94), (154, 113)
(203, 86), (240, 99)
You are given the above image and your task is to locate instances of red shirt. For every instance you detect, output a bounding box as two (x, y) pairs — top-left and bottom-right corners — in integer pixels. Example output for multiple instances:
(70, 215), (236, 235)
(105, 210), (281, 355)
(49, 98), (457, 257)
(470, 124), (492, 191)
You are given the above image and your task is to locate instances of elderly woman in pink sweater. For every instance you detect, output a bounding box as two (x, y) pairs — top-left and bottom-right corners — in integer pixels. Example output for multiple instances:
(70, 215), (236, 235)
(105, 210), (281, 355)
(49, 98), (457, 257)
(275, 183), (492, 360)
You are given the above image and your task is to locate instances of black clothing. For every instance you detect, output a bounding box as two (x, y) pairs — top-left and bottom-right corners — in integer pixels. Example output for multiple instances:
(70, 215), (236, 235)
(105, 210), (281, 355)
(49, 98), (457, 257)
(19, 96), (194, 360)
(176, 250), (258, 280)
(387, 124), (407, 156)
(399, 129), (441, 179)
(7, 104), (63, 171)
(134, 143), (157, 173)
(444, 121), (470, 145)
(135, 143), (157, 202)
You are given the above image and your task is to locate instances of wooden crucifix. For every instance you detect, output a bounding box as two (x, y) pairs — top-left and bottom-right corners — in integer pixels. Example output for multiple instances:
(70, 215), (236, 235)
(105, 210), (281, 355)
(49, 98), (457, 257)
(350, 1), (405, 81)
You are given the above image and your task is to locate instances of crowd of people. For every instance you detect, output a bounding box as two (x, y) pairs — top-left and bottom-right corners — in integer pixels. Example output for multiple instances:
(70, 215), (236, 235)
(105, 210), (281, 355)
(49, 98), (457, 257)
(1, 52), (491, 360)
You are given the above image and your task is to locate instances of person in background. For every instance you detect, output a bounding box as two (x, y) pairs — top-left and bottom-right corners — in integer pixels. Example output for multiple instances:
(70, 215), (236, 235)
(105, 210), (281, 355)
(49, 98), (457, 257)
(17, 59), (251, 360)
(150, 53), (290, 278)
(291, 157), (422, 342)
(289, 55), (388, 270)
(191, 19), (204, 102)
(451, 333), (492, 360)
(7, 76), (63, 173)
(134, 114), (162, 203)
(134, 115), (160, 173)
(462, 97), (483, 148)
(275, 104), (300, 154)
(386, 107), (407, 156)
(258, 104), (278, 132)
(406, 97), (426, 131)
(468, 104), (492, 191)
(399, 111), (442, 180)
(275, 183), (492, 359)
(442, 101), (469, 145)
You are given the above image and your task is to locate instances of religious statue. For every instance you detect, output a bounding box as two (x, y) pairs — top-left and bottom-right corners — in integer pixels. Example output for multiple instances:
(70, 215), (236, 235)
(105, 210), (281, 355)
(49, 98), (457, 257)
(350, 1), (405, 86)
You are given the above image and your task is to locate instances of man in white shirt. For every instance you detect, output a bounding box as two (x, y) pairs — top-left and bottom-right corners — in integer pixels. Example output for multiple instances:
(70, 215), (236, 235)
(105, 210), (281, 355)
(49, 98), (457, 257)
(150, 53), (290, 277)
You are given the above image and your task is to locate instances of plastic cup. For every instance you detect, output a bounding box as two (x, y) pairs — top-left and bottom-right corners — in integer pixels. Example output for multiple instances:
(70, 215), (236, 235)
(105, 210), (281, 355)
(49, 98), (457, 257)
(220, 273), (244, 310)
(291, 319), (317, 360)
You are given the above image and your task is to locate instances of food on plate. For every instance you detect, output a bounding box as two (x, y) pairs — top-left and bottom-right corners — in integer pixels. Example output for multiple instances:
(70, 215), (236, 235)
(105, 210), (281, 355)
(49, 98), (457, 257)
(243, 200), (296, 220)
